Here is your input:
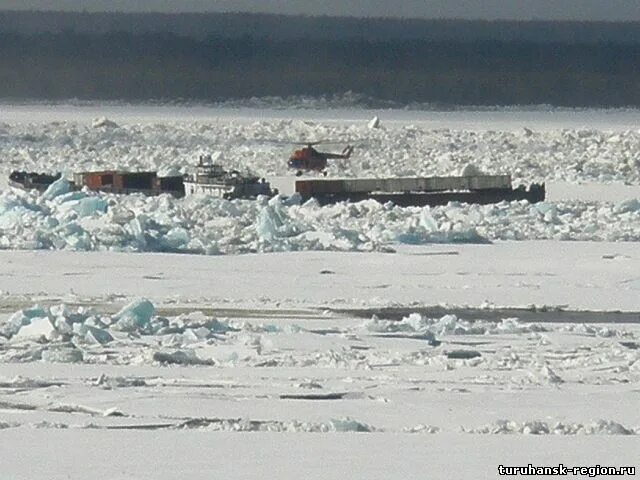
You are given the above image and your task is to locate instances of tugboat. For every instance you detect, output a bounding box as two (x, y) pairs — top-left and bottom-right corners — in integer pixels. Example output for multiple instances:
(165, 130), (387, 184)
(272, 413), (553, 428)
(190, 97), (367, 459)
(183, 155), (275, 199)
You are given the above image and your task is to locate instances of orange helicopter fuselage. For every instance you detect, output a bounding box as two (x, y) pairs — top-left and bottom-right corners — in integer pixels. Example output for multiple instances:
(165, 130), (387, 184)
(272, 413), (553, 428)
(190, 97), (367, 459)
(288, 147), (328, 172)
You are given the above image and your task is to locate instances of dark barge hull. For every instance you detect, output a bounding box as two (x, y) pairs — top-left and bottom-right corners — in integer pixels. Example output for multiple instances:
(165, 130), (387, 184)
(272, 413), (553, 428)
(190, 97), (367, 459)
(303, 185), (545, 207)
(296, 176), (545, 207)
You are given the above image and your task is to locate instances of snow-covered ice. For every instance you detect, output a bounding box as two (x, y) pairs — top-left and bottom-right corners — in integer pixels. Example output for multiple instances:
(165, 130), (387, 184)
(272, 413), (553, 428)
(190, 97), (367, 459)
(0, 104), (638, 479)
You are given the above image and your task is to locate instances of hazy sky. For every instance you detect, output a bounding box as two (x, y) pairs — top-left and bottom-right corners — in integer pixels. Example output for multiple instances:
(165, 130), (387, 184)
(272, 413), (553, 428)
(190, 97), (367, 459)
(1, 0), (640, 21)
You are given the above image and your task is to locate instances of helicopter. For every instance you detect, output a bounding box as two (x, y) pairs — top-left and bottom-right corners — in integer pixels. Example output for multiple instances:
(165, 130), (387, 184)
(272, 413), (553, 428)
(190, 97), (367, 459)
(288, 142), (354, 176)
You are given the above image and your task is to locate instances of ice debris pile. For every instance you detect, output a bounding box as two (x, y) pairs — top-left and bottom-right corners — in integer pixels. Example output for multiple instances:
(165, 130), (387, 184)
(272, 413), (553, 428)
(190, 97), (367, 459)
(0, 178), (485, 253)
(463, 419), (638, 435)
(0, 300), (143, 362)
(2, 301), (639, 386)
(4, 179), (640, 254)
(362, 313), (547, 336)
(0, 299), (295, 365)
(168, 417), (375, 433)
(4, 118), (640, 184)
(254, 123), (640, 184)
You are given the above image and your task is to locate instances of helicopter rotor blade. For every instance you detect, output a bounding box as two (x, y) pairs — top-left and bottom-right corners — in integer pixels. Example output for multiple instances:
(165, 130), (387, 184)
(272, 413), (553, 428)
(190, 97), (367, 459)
(251, 139), (326, 146)
(252, 138), (360, 148)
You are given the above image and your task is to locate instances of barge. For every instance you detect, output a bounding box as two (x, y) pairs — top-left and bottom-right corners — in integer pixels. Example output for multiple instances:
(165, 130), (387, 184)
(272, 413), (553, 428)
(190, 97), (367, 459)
(9, 170), (185, 197)
(9, 168), (544, 206)
(9, 171), (62, 192)
(295, 175), (545, 206)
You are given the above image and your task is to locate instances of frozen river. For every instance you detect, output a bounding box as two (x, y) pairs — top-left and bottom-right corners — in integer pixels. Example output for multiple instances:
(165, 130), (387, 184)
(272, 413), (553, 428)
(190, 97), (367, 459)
(0, 103), (638, 479)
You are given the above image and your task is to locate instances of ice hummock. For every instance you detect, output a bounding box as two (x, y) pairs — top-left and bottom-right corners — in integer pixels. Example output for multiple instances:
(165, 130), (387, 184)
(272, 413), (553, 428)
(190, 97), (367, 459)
(463, 419), (638, 435)
(112, 298), (155, 332)
(0, 301), (302, 365)
(91, 117), (118, 129)
(362, 313), (546, 336)
(0, 185), (506, 254)
(41, 177), (71, 201)
(367, 116), (381, 129)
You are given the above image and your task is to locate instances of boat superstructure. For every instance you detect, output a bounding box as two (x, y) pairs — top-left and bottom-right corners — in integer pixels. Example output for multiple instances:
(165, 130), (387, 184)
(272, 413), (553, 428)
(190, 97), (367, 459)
(183, 155), (274, 199)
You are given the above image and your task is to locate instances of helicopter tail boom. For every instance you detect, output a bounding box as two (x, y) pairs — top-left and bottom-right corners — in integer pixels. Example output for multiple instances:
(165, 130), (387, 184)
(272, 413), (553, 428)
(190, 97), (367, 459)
(322, 145), (354, 159)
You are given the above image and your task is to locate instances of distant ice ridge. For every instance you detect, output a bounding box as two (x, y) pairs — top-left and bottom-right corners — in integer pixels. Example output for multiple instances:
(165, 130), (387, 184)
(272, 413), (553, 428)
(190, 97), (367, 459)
(8, 97), (640, 112)
(3, 184), (640, 254)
